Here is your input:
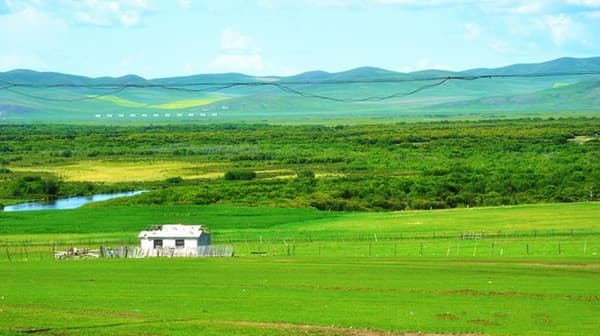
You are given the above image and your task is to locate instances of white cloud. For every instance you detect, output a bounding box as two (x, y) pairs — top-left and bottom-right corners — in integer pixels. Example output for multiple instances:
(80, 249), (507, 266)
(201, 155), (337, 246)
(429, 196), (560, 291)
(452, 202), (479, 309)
(544, 13), (577, 46)
(209, 54), (265, 74)
(302, 0), (482, 8)
(464, 23), (482, 40)
(0, 53), (46, 71)
(220, 28), (261, 53)
(566, 0), (600, 7)
(70, 0), (150, 27)
(208, 28), (290, 75)
(584, 10), (600, 17)
(119, 11), (140, 26)
(179, 0), (192, 8)
(0, 5), (67, 48)
(510, 2), (543, 14)
(209, 28), (265, 74)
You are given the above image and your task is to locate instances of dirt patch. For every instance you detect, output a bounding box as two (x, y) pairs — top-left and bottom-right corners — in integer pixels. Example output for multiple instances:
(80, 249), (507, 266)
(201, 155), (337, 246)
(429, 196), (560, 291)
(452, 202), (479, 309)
(531, 313), (553, 325)
(520, 263), (600, 269)
(439, 289), (600, 302)
(216, 320), (482, 336)
(291, 284), (599, 302)
(436, 313), (460, 321)
(467, 319), (500, 327)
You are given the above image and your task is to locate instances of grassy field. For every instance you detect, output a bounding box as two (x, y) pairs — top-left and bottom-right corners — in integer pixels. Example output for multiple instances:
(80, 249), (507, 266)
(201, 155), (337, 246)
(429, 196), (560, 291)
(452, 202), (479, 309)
(1, 202), (598, 259)
(1, 203), (599, 335)
(92, 95), (229, 110)
(0, 258), (598, 336)
(11, 160), (226, 183)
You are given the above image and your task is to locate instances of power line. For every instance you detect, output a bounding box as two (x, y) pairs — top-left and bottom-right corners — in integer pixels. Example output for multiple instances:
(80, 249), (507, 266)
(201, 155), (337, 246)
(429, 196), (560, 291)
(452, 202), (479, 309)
(0, 70), (599, 103)
(2, 86), (129, 102)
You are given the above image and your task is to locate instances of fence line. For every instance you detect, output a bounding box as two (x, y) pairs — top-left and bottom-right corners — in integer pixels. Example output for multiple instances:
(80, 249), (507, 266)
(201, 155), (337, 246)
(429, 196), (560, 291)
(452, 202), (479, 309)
(99, 245), (234, 258)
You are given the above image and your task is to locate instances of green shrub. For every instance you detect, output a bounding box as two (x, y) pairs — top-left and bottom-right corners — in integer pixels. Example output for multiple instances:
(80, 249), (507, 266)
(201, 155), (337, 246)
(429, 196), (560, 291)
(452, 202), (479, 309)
(224, 170), (257, 181)
(165, 176), (184, 184)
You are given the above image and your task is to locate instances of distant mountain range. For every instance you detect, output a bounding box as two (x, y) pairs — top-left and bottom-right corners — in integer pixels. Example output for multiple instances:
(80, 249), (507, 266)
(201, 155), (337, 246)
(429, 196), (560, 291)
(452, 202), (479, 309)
(1, 56), (599, 122)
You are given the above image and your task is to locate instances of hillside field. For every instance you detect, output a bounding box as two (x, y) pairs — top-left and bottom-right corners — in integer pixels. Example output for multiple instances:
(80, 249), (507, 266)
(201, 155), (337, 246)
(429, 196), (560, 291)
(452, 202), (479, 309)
(1, 57), (599, 123)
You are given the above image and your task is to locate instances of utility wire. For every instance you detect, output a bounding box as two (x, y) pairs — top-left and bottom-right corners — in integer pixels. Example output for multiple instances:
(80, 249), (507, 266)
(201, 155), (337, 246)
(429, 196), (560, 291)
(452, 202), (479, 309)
(0, 70), (599, 103)
(3, 86), (129, 102)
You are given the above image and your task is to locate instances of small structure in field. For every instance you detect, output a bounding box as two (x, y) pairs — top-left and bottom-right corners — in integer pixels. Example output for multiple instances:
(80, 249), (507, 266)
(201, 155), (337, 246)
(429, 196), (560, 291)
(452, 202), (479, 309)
(138, 224), (212, 257)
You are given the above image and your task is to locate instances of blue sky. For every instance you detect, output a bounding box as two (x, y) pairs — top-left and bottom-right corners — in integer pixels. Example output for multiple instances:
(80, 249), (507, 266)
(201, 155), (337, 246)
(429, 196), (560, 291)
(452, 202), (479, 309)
(1, 0), (599, 78)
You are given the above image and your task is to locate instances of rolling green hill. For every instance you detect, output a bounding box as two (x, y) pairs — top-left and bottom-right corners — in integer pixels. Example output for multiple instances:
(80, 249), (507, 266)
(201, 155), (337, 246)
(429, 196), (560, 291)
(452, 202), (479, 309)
(1, 57), (599, 123)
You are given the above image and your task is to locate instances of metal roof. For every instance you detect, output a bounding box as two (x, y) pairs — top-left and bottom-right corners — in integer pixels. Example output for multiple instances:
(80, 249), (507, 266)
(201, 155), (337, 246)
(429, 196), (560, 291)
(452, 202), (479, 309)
(138, 224), (205, 239)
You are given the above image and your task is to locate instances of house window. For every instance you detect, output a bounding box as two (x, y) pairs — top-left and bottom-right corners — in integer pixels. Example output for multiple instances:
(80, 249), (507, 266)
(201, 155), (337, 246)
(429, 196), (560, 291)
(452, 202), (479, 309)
(153, 239), (163, 248)
(175, 239), (185, 248)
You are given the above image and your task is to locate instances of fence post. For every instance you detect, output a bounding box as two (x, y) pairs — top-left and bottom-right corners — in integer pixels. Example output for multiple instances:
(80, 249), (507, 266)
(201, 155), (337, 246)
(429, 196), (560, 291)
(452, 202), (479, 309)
(558, 242), (561, 255)
(526, 242), (529, 256)
(369, 243), (372, 257)
(491, 241), (495, 255)
(420, 242), (423, 256)
(5, 246), (10, 262)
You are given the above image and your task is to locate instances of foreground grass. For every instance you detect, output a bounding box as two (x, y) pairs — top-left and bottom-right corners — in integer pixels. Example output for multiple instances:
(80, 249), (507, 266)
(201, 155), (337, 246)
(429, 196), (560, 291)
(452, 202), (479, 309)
(1, 202), (599, 335)
(0, 258), (598, 336)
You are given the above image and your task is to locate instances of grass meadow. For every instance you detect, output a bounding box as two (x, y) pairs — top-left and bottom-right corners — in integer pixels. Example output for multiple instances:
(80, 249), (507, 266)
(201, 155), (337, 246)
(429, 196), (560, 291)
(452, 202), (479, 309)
(0, 202), (599, 335)
(0, 257), (598, 336)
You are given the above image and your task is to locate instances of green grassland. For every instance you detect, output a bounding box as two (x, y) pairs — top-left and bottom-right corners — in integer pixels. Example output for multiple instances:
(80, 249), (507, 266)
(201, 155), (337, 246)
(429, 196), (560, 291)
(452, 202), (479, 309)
(1, 202), (599, 259)
(0, 114), (598, 334)
(2, 59), (599, 123)
(93, 95), (228, 110)
(0, 202), (599, 335)
(1, 119), (598, 212)
(1, 257), (598, 336)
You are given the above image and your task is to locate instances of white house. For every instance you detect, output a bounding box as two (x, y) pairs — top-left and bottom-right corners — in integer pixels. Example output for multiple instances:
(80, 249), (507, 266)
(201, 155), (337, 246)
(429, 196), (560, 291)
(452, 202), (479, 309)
(138, 224), (211, 256)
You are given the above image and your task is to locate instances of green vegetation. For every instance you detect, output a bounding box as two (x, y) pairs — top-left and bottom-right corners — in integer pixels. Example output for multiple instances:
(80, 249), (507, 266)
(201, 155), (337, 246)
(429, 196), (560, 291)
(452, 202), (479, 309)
(1, 202), (598, 257)
(224, 170), (257, 180)
(92, 95), (228, 109)
(0, 202), (599, 335)
(1, 258), (598, 336)
(1, 57), (599, 123)
(0, 97), (598, 335)
(1, 118), (598, 210)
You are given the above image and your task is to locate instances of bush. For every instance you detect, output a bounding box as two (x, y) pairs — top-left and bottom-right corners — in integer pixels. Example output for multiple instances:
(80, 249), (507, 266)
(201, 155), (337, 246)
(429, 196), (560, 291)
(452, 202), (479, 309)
(165, 176), (184, 184)
(296, 170), (315, 180)
(224, 170), (257, 181)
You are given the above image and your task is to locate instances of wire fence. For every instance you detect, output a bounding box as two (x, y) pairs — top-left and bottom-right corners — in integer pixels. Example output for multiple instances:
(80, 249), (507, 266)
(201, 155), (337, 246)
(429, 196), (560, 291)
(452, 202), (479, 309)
(98, 245), (234, 258)
(0, 237), (597, 261)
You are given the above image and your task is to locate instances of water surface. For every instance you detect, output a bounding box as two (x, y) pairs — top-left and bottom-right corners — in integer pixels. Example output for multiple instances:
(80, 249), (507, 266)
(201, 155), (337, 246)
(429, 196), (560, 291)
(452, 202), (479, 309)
(2, 191), (144, 212)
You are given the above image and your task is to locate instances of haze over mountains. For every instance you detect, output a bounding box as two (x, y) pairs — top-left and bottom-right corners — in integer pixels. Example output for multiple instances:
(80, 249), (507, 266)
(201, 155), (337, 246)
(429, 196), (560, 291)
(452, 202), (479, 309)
(1, 56), (599, 122)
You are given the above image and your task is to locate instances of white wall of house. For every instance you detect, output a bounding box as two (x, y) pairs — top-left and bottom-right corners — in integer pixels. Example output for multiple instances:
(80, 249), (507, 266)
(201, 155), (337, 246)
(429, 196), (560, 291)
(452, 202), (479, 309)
(141, 238), (198, 250)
